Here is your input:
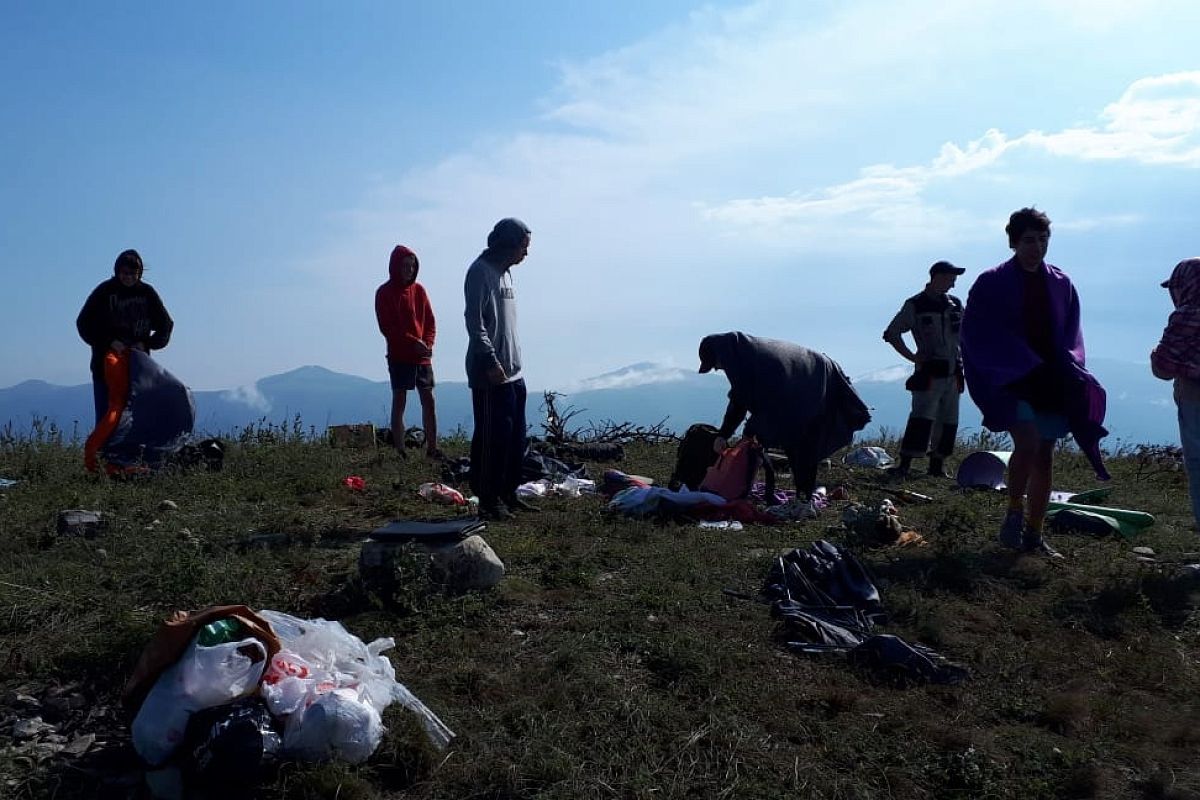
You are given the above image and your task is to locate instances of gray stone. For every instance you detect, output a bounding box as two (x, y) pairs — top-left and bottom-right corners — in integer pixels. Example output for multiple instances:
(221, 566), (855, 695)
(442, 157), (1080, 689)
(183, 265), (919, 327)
(13, 716), (56, 739)
(158, 500), (178, 512)
(3, 692), (39, 711)
(56, 510), (105, 538)
(360, 535), (505, 594)
(1132, 546), (1156, 557)
(427, 535), (505, 591)
(239, 532), (291, 550)
(61, 733), (95, 757)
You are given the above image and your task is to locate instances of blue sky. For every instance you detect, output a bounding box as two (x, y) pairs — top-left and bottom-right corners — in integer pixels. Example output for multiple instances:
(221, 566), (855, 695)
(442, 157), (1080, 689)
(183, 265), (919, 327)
(4, 0), (1199, 395)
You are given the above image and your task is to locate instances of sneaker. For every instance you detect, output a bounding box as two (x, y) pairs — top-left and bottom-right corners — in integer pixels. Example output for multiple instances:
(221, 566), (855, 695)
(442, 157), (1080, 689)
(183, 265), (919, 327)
(767, 499), (817, 521)
(479, 501), (515, 521)
(1022, 527), (1065, 559)
(927, 461), (949, 478)
(998, 509), (1025, 550)
(504, 495), (541, 513)
(886, 465), (910, 479)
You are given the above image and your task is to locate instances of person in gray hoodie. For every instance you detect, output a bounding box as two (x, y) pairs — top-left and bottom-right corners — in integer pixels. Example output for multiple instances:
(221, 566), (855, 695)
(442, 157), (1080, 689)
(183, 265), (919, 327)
(464, 218), (534, 520)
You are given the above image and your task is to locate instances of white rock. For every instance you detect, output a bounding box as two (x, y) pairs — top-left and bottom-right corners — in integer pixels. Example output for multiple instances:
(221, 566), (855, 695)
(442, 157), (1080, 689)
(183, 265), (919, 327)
(427, 535), (506, 591)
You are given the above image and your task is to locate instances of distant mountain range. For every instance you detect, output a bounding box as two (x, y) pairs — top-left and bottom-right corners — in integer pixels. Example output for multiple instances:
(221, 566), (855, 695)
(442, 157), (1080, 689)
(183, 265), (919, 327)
(0, 358), (1177, 445)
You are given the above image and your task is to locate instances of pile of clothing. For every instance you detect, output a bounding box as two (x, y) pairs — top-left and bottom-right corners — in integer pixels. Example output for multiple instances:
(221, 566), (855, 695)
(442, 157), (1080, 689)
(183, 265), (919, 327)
(762, 541), (966, 685)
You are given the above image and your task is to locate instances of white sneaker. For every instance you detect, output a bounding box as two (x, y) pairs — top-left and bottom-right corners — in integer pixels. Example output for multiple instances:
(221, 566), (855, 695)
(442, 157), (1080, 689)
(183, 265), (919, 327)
(768, 499), (818, 521)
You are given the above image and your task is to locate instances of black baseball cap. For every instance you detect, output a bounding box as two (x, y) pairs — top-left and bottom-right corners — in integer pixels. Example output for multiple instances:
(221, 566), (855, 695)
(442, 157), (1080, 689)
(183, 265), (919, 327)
(929, 260), (965, 276)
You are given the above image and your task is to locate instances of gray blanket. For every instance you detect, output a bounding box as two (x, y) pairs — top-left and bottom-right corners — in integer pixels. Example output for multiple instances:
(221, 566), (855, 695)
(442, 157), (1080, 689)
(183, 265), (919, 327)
(701, 332), (870, 456)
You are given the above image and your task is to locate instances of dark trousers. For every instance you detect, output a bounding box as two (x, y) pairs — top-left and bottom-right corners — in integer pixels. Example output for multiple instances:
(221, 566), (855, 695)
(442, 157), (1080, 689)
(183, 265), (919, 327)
(761, 441), (822, 500)
(470, 378), (527, 504)
(91, 375), (108, 426)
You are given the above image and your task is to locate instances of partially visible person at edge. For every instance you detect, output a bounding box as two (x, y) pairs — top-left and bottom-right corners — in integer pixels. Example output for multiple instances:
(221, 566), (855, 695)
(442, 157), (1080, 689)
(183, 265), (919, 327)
(1151, 257), (1200, 531)
(698, 332), (871, 519)
(76, 249), (174, 425)
(961, 207), (1110, 560)
(375, 244), (441, 460)
(464, 218), (535, 521)
(883, 260), (967, 479)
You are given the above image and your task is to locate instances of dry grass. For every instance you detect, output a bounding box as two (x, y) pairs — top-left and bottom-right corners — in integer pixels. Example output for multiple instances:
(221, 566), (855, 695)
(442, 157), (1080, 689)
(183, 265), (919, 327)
(0, 426), (1198, 798)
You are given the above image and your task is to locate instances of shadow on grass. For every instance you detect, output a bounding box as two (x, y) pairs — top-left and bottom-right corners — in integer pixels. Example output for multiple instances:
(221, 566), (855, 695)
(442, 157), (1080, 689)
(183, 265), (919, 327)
(1050, 570), (1200, 638)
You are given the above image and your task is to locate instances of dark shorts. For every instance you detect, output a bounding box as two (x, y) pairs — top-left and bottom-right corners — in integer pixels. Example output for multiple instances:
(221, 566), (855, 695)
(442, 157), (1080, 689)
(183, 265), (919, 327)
(388, 360), (435, 391)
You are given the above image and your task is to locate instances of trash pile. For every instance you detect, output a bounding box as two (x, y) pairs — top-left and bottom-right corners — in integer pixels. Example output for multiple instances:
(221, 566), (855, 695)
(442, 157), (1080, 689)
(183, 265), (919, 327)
(762, 541), (966, 685)
(841, 500), (927, 547)
(124, 605), (452, 788)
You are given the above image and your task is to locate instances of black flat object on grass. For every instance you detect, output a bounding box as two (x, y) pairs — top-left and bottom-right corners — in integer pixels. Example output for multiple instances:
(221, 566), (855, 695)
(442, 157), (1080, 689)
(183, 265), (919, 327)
(369, 518), (486, 542)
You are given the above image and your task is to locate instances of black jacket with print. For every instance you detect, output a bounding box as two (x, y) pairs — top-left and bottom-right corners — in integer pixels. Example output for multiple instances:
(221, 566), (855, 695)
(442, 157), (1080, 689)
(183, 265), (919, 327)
(76, 278), (174, 377)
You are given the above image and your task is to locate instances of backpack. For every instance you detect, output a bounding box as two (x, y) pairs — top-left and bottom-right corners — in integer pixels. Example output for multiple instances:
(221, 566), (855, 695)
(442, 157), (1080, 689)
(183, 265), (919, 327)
(669, 423), (721, 491)
(699, 438), (763, 501)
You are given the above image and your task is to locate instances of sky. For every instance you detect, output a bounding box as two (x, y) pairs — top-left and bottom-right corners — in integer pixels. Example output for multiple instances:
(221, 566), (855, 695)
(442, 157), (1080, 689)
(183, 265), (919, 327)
(4, 0), (1200, 395)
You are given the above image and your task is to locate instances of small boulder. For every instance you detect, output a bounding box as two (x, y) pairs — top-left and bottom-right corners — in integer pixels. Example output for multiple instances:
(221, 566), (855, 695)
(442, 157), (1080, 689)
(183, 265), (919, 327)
(13, 716), (56, 739)
(158, 500), (178, 512)
(427, 535), (505, 591)
(56, 510), (105, 539)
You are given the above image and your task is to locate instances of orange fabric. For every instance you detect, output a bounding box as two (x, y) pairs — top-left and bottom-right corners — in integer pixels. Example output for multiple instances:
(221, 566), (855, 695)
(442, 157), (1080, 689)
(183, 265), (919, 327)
(375, 281), (436, 365)
(84, 349), (130, 472)
(121, 604), (283, 715)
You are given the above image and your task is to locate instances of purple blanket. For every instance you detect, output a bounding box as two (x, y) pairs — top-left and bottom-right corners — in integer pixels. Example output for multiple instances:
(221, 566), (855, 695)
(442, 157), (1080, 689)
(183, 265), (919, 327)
(961, 258), (1109, 480)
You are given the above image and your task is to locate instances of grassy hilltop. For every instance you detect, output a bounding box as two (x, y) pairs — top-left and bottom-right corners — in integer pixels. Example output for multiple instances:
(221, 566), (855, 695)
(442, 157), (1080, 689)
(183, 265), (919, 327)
(0, 424), (1198, 799)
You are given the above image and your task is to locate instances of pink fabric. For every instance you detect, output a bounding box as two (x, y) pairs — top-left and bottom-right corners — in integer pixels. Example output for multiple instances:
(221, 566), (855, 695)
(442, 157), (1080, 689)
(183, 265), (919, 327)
(1152, 258), (1200, 381)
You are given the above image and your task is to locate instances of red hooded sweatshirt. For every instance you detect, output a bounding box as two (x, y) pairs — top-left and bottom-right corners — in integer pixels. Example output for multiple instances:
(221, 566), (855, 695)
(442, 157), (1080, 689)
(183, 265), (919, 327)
(375, 245), (436, 365)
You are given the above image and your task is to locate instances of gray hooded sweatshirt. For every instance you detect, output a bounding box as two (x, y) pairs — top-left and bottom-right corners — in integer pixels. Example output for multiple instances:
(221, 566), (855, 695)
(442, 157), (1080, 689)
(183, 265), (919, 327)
(464, 253), (521, 387)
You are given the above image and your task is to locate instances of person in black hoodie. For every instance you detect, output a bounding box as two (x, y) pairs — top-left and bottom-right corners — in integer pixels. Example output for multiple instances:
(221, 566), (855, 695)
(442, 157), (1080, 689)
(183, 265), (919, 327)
(76, 249), (174, 424)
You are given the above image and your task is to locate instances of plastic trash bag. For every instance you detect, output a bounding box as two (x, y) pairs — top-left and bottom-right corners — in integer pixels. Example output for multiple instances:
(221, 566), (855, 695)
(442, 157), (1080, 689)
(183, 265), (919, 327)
(516, 480), (551, 498)
(260, 650), (322, 717)
(558, 476), (596, 496)
(417, 482), (467, 505)
(183, 697), (282, 787)
(282, 689), (384, 764)
(132, 636), (267, 765)
(841, 446), (894, 468)
(258, 610), (454, 759)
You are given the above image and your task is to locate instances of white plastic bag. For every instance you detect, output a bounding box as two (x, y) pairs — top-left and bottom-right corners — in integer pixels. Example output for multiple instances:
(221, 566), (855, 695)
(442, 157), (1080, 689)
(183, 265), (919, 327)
(260, 650), (322, 717)
(558, 476), (596, 496)
(257, 610), (455, 757)
(132, 635), (267, 765)
(516, 479), (550, 497)
(131, 661), (191, 766)
(283, 688), (384, 764)
(180, 637), (267, 708)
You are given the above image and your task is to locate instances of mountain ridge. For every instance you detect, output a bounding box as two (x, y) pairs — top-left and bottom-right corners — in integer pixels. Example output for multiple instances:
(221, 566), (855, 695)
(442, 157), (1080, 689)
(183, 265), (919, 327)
(0, 358), (1175, 444)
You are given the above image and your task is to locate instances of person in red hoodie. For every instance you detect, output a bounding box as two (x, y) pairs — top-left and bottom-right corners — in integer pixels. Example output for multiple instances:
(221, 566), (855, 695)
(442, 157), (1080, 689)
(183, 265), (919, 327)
(375, 245), (440, 458)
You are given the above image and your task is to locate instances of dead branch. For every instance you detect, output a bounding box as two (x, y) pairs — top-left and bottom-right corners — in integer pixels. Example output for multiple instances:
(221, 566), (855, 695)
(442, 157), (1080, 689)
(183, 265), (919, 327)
(540, 391), (677, 444)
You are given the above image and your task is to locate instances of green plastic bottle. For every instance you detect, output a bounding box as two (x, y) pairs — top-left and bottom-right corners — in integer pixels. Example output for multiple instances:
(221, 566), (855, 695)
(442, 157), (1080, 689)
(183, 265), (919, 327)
(197, 618), (242, 647)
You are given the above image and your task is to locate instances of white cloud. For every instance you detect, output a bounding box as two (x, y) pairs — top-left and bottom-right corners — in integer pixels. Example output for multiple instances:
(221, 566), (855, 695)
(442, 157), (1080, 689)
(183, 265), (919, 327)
(855, 364), (910, 384)
(295, 1), (1200, 389)
(221, 383), (271, 413)
(559, 362), (693, 393)
(1053, 214), (1144, 233)
(1032, 71), (1200, 165)
(703, 71), (1200, 242)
